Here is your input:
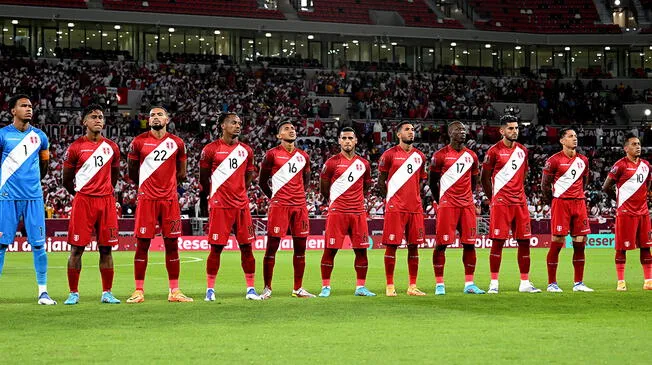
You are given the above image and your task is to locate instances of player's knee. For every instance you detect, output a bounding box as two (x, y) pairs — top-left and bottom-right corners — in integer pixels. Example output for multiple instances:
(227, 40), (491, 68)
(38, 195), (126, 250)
(462, 244), (475, 251)
(98, 246), (112, 256)
(435, 245), (447, 252)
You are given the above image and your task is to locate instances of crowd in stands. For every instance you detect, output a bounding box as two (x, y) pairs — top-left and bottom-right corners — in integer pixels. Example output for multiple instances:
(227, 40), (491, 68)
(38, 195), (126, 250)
(1, 58), (651, 220)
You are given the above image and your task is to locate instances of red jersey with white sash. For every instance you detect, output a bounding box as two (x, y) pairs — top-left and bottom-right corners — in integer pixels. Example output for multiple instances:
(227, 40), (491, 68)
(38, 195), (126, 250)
(482, 141), (528, 205)
(63, 136), (120, 196)
(200, 139), (255, 210)
(608, 157), (651, 216)
(378, 145), (427, 213)
(261, 145), (310, 206)
(431, 145), (479, 208)
(320, 153), (371, 213)
(543, 151), (588, 199)
(128, 131), (186, 200)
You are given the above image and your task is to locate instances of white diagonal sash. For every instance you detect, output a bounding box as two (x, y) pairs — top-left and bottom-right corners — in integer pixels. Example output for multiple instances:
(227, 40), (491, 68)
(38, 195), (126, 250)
(439, 151), (473, 199)
(0, 131), (41, 189)
(617, 162), (649, 208)
(74, 141), (114, 192)
(386, 152), (423, 202)
(271, 152), (306, 198)
(330, 158), (366, 204)
(139, 137), (178, 187)
(210, 144), (248, 198)
(493, 146), (525, 197)
(552, 157), (585, 198)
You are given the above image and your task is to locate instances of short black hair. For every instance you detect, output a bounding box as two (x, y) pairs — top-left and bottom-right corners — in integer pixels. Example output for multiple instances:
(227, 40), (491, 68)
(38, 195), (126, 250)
(395, 120), (413, 132)
(8, 94), (31, 110)
(276, 120), (294, 134)
(500, 114), (519, 126)
(339, 126), (356, 136)
(218, 112), (239, 126)
(82, 104), (104, 121)
(448, 120), (465, 130)
(149, 105), (169, 116)
(624, 133), (639, 146)
(559, 127), (575, 139)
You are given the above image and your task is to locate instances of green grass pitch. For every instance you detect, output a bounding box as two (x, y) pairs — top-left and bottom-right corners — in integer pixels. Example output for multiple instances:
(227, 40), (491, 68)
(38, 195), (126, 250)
(0, 249), (650, 364)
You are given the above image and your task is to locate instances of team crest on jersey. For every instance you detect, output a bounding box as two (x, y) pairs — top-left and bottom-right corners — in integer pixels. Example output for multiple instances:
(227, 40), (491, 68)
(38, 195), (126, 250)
(166, 141), (174, 149)
(576, 161), (584, 169)
(465, 156), (472, 164)
(103, 147), (110, 154)
(356, 163), (363, 171)
(140, 227), (147, 234)
(29, 136), (38, 144)
(517, 151), (524, 159)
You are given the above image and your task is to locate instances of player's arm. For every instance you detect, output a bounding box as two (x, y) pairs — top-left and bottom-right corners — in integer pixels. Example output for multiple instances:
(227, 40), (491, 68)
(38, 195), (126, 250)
(176, 141), (187, 183)
(602, 176), (616, 201)
(319, 161), (332, 202)
(428, 153), (442, 204)
(378, 170), (388, 198)
(62, 166), (75, 196)
(199, 167), (211, 199)
(128, 159), (139, 185)
(258, 152), (273, 198)
(39, 150), (49, 179)
(111, 145), (120, 188)
(245, 170), (255, 188)
(541, 174), (554, 204)
(481, 167), (493, 201)
(303, 155), (311, 190)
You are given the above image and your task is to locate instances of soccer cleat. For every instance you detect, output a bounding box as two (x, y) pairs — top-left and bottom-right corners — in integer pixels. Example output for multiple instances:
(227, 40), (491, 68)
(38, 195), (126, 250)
(126, 290), (145, 303)
(519, 282), (542, 293)
(319, 286), (331, 297)
(463, 284), (486, 294)
(572, 282), (594, 292)
(292, 288), (316, 298)
(245, 288), (262, 300)
(64, 292), (79, 305)
(260, 286), (272, 300)
(385, 284), (397, 297)
(168, 289), (194, 302)
(407, 285), (427, 296)
(205, 288), (216, 301)
(487, 284), (499, 294)
(38, 292), (57, 305)
(435, 284), (446, 296)
(617, 281), (627, 292)
(101, 292), (121, 304)
(547, 283), (563, 293)
(644, 280), (652, 290)
(354, 286), (376, 297)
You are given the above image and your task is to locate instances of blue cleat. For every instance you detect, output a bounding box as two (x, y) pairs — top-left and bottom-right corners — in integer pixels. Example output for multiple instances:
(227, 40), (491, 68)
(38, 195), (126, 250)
(463, 284), (486, 294)
(319, 286), (331, 297)
(435, 284), (446, 295)
(354, 286), (376, 296)
(246, 288), (262, 300)
(101, 292), (121, 304)
(205, 288), (216, 301)
(63, 292), (79, 305)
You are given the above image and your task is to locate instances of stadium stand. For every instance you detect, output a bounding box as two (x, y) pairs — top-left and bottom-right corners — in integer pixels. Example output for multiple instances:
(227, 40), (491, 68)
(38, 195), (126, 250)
(102, 0), (286, 19)
(0, 0), (87, 8)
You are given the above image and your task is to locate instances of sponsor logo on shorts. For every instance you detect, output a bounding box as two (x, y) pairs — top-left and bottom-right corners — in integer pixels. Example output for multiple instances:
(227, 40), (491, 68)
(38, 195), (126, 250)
(140, 227), (147, 234)
(212, 234), (218, 241)
(274, 227), (280, 234)
(330, 238), (336, 246)
(443, 234), (449, 242)
(624, 241), (631, 248)
(389, 234), (395, 241)
(556, 225), (563, 232)
(494, 229), (500, 236)
(73, 235), (79, 242)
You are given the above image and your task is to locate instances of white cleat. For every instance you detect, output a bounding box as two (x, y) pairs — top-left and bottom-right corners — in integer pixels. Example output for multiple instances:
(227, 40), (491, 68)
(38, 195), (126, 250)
(487, 285), (499, 294)
(260, 286), (272, 300)
(547, 283), (563, 293)
(38, 292), (57, 305)
(572, 282), (594, 292)
(519, 282), (542, 293)
(245, 288), (263, 300)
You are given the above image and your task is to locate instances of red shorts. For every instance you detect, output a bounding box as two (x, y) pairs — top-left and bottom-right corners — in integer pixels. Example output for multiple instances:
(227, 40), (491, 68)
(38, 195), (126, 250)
(325, 212), (369, 249)
(615, 213), (652, 251)
(208, 207), (254, 245)
(551, 199), (590, 237)
(382, 211), (425, 246)
(489, 204), (532, 240)
(267, 205), (310, 237)
(68, 193), (118, 247)
(134, 199), (182, 239)
(436, 205), (477, 245)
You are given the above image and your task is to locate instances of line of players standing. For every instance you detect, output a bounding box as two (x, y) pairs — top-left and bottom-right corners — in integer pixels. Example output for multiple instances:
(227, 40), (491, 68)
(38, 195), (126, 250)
(0, 94), (650, 305)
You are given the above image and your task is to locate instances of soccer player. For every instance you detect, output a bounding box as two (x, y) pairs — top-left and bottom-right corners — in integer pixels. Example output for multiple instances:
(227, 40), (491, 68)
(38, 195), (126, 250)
(199, 113), (261, 301)
(378, 121), (427, 297)
(541, 128), (593, 292)
(259, 120), (315, 298)
(602, 135), (652, 291)
(62, 104), (121, 304)
(0, 94), (56, 305)
(318, 127), (375, 297)
(430, 121), (484, 295)
(126, 106), (193, 303)
(481, 115), (541, 294)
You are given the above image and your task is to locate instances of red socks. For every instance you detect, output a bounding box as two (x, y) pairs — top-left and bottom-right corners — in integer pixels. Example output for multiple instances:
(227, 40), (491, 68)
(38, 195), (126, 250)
(320, 248), (337, 287)
(517, 240), (531, 281)
(572, 241), (585, 283)
(616, 250), (626, 281)
(239, 244), (256, 287)
(67, 268), (80, 293)
(384, 245), (397, 285)
(640, 248), (652, 280)
(354, 249), (368, 287)
(407, 245), (419, 286)
(546, 241), (564, 284)
(433, 246), (446, 284)
(293, 237), (307, 290)
(206, 245), (223, 288)
(263, 236), (281, 289)
(489, 240), (504, 280)
(134, 238), (150, 290)
(164, 238), (180, 290)
(100, 268), (114, 292)
(462, 244), (476, 283)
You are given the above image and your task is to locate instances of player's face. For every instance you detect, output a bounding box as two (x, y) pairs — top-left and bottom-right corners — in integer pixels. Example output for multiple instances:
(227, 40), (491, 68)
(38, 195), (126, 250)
(339, 131), (357, 153)
(12, 98), (32, 122)
(449, 123), (468, 143)
(277, 123), (296, 143)
(625, 137), (641, 158)
(560, 130), (578, 149)
(222, 115), (242, 137)
(149, 108), (168, 131)
(397, 124), (414, 145)
(501, 122), (519, 142)
(83, 110), (105, 133)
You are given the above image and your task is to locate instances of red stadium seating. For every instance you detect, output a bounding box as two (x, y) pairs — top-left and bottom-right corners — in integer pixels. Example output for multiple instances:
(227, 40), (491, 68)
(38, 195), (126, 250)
(470, 0), (621, 34)
(102, 0), (285, 20)
(297, 0), (464, 29)
(0, 0), (87, 8)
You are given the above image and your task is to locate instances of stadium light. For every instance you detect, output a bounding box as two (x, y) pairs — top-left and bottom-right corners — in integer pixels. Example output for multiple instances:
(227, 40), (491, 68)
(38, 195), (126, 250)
(265, 33), (272, 38)
(484, 43), (491, 48)
(352, 40), (358, 44)
(307, 34), (314, 40)
(102, 33), (108, 37)
(515, 45), (522, 50)
(114, 25), (121, 30)
(614, 0), (621, 6)
(214, 30), (221, 35)
(168, 27), (175, 33)
(564, 46), (571, 51)
(645, 109), (651, 117)
(391, 42), (397, 46)
(67, 22), (75, 28)
(2, 28), (8, 32)
(450, 42), (457, 47)
(604, 46), (611, 50)
(11, 19), (18, 25)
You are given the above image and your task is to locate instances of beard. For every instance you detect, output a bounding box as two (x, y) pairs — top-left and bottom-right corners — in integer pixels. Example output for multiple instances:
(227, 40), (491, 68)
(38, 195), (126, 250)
(401, 139), (414, 145)
(283, 138), (296, 143)
(151, 125), (164, 131)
